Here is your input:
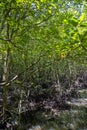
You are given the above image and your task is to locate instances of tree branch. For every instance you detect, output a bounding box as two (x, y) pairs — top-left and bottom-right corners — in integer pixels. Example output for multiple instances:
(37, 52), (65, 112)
(0, 8), (11, 33)
(0, 52), (44, 86)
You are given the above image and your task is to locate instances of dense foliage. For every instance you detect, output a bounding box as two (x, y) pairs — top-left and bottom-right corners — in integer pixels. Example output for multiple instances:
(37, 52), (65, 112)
(0, 0), (87, 129)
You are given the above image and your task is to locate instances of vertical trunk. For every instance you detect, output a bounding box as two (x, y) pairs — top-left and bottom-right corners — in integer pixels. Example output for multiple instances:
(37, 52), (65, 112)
(56, 73), (62, 95)
(2, 22), (10, 119)
(18, 89), (23, 130)
(2, 48), (10, 119)
(68, 61), (72, 88)
(54, 62), (62, 94)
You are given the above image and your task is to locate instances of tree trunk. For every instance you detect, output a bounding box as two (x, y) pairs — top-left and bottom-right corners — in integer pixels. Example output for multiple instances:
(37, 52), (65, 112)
(2, 22), (10, 120)
(2, 47), (10, 119)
